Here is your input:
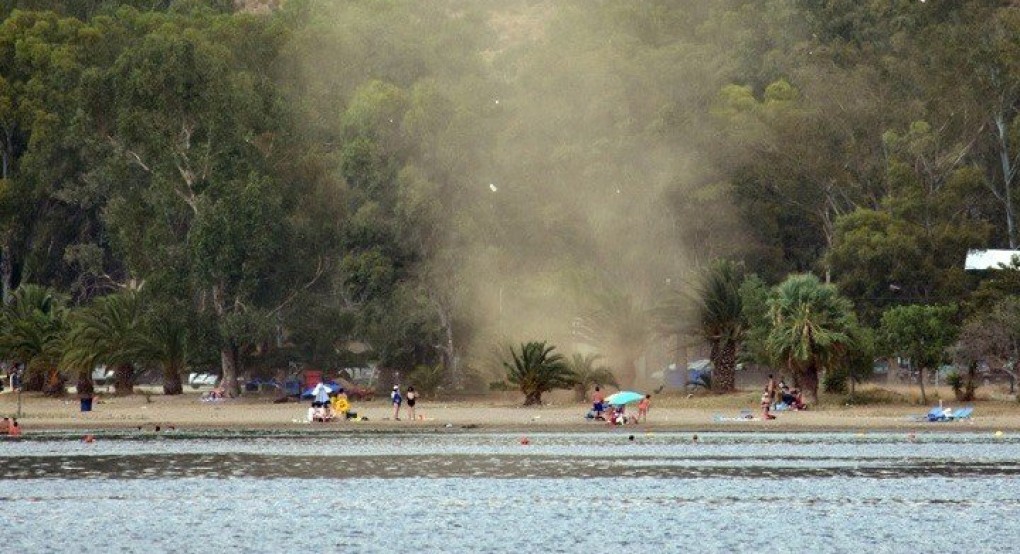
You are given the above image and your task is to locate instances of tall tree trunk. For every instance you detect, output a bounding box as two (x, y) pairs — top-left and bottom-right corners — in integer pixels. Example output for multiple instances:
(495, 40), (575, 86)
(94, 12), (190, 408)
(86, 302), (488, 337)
(886, 356), (899, 384)
(1, 233), (15, 304)
(711, 340), (737, 393)
(523, 390), (542, 406)
(676, 335), (688, 389)
(434, 300), (457, 388)
(220, 342), (241, 397)
(77, 374), (95, 397)
(615, 356), (638, 389)
(994, 113), (1018, 248)
(113, 363), (134, 396)
(801, 361), (820, 405)
(918, 366), (928, 405)
(43, 367), (66, 396)
(162, 364), (183, 395)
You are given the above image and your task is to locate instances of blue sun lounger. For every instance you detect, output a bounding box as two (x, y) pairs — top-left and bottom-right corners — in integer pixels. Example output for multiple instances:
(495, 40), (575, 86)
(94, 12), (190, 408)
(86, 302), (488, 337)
(916, 406), (945, 422)
(945, 406), (974, 421)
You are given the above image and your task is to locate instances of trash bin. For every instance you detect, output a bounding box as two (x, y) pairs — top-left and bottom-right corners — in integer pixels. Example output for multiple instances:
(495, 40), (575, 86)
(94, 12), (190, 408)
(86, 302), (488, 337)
(80, 397), (93, 412)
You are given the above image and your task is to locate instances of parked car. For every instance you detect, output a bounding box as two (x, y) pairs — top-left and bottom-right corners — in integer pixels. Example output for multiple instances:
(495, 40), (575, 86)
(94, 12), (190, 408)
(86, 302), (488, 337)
(188, 372), (219, 389)
(92, 366), (114, 386)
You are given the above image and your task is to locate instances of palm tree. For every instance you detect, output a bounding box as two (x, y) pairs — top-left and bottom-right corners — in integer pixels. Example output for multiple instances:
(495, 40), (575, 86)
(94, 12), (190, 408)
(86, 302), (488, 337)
(0, 285), (68, 394)
(584, 290), (651, 388)
(62, 292), (148, 396)
(504, 341), (575, 405)
(144, 321), (189, 395)
(567, 352), (618, 402)
(766, 274), (856, 404)
(691, 260), (747, 393)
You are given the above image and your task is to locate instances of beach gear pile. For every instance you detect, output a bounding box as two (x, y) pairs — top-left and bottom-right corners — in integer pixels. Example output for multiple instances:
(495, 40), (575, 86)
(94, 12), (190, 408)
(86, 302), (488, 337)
(305, 382), (362, 423)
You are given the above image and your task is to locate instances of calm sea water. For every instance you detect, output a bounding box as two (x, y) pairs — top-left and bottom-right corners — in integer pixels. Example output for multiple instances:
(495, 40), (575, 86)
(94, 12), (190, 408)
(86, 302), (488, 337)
(3, 431), (1019, 553)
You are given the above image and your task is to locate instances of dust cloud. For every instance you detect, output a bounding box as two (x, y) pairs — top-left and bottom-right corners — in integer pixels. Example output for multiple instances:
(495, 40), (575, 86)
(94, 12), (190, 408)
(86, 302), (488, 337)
(282, 1), (752, 384)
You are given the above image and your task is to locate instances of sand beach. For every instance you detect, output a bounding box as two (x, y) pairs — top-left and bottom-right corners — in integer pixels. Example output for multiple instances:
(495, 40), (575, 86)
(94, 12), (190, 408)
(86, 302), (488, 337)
(4, 387), (1019, 433)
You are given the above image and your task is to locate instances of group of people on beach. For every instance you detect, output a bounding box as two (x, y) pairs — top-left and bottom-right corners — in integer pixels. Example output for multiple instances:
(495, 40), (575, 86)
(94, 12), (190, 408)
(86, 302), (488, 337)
(589, 387), (651, 425)
(389, 385), (417, 421)
(309, 386), (356, 422)
(1, 417), (22, 437)
(762, 374), (807, 419)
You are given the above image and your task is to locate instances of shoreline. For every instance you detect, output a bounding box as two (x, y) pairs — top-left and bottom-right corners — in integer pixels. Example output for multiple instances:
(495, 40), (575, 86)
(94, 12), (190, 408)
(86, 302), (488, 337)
(3, 390), (1019, 434)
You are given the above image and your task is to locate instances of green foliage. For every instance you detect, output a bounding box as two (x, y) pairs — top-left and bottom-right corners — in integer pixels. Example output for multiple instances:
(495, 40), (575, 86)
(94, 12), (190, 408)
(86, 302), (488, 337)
(766, 274), (857, 403)
(2, 1), (1020, 400)
(691, 260), (747, 393)
(567, 352), (617, 402)
(878, 303), (958, 404)
(0, 284), (67, 392)
(407, 363), (445, 398)
(503, 341), (574, 406)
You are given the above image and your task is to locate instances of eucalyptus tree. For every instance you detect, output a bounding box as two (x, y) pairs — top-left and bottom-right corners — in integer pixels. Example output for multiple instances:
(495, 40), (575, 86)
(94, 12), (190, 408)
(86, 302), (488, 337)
(90, 10), (327, 396)
(878, 304), (958, 405)
(766, 274), (857, 404)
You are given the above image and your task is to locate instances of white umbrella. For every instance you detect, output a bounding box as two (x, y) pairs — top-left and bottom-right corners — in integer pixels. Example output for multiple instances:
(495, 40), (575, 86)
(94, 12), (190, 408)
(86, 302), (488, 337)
(312, 383), (331, 404)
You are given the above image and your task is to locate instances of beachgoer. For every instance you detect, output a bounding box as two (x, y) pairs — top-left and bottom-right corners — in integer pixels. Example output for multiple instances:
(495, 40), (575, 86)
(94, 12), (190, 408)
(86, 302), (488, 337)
(0, 417), (9, 435)
(391, 385), (402, 421)
(605, 405), (618, 425)
(638, 394), (651, 423)
(406, 386), (417, 421)
(332, 391), (351, 419)
(791, 389), (806, 410)
(592, 386), (605, 420)
(9, 418), (21, 437)
(761, 389), (776, 420)
(766, 374), (777, 404)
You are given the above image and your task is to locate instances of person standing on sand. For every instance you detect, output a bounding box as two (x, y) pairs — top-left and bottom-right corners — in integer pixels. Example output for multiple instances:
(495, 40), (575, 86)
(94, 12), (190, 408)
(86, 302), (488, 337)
(592, 386), (605, 420)
(761, 389), (776, 420)
(765, 374), (777, 405)
(406, 386), (417, 421)
(638, 394), (651, 423)
(391, 385), (402, 421)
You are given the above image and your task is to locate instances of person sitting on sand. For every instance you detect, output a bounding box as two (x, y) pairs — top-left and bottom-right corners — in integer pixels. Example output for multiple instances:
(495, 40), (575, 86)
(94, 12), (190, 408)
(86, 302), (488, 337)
(331, 390), (351, 419)
(789, 389), (806, 411)
(8, 418), (21, 437)
(0, 417), (9, 435)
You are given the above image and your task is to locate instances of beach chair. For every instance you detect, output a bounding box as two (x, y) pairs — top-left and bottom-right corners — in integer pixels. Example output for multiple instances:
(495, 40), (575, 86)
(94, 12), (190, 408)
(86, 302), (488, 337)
(947, 406), (974, 421)
(922, 406), (942, 422)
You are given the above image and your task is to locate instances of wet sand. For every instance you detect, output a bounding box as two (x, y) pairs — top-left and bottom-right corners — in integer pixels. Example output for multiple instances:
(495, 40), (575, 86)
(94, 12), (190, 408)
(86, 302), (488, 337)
(3, 390), (1019, 433)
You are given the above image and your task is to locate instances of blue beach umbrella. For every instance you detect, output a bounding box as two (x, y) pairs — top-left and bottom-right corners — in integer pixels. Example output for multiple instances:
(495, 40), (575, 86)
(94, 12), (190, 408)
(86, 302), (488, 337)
(605, 391), (644, 406)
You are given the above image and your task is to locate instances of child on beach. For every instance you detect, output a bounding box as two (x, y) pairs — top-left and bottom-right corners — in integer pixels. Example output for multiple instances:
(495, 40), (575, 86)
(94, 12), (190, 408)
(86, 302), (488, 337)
(638, 394), (651, 423)
(391, 385), (402, 421)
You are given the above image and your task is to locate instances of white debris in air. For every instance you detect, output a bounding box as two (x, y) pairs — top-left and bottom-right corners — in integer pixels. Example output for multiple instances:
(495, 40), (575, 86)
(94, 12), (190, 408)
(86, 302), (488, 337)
(489, 183), (498, 192)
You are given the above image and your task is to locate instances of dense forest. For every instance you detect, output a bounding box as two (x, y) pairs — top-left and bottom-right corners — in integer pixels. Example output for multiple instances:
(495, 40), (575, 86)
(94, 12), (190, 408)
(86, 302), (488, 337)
(3, 0), (1020, 401)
